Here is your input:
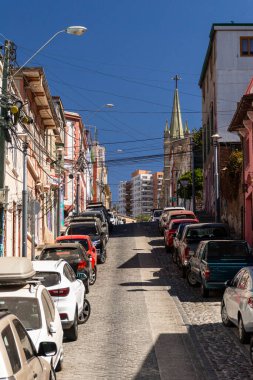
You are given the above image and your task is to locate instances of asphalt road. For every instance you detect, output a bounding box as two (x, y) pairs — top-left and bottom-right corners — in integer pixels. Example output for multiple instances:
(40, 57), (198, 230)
(57, 222), (253, 380)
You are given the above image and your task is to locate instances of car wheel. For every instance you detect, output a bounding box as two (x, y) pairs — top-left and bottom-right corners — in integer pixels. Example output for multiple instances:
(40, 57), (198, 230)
(238, 315), (250, 343)
(49, 367), (56, 380)
(99, 253), (106, 264)
(187, 269), (198, 287)
(221, 302), (232, 327)
(89, 267), (97, 285)
(55, 357), (63, 372)
(65, 311), (78, 341)
(78, 298), (91, 324)
(201, 283), (209, 298)
(250, 336), (253, 364)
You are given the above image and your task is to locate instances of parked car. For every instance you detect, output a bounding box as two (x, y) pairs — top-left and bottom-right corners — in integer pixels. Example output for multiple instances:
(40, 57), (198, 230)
(221, 266), (253, 345)
(187, 240), (253, 298)
(37, 243), (91, 293)
(164, 210), (198, 230)
(164, 218), (199, 253)
(151, 209), (163, 222)
(86, 202), (113, 232)
(56, 234), (98, 285)
(65, 221), (107, 264)
(172, 222), (192, 263)
(159, 207), (185, 235)
(0, 308), (57, 380)
(79, 210), (109, 240)
(0, 257), (64, 372)
(177, 223), (230, 277)
(33, 260), (90, 342)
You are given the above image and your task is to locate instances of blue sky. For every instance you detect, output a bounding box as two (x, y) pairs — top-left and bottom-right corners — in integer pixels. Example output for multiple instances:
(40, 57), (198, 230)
(1, 0), (253, 204)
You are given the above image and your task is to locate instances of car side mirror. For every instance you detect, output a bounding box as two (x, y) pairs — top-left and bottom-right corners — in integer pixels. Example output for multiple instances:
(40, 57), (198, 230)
(38, 341), (57, 357)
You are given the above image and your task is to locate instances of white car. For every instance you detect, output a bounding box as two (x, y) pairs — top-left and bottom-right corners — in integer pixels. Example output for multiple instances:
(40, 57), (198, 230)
(221, 266), (253, 345)
(33, 259), (91, 342)
(0, 259), (64, 372)
(0, 309), (57, 380)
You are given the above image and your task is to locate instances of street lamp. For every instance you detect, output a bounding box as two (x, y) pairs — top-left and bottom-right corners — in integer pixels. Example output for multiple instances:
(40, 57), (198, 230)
(212, 133), (221, 222)
(12, 25), (87, 78)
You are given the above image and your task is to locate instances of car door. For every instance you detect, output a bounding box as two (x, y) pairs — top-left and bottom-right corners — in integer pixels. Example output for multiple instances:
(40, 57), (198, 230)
(12, 319), (44, 380)
(225, 270), (245, 322)
(191, 243), (204, 281)
(64, 264), (84, 316)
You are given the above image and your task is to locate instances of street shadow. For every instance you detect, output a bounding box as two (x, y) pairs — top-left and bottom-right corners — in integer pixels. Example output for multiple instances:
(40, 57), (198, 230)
(109, 222), (160, 239)
(133, 326), (251, 380)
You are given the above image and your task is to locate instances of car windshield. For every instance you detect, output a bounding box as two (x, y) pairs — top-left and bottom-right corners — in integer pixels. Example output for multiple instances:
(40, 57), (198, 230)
(207, 242), (249, 260)
(35, 271), (61, 287)
(67, 225), (98, 236)
(40, 247), (80, 261)
(59, 239), (89, 251)
(0, 297), (41, 330)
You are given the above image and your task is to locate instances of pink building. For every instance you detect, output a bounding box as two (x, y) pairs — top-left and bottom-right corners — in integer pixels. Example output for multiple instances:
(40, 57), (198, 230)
(228, 79), (253, 245)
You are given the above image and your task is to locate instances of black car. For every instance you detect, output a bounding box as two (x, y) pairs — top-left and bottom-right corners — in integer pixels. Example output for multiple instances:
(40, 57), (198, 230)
(86, 202), (113, 232)
(65, 220), (107, 263)
(38, 242), (91, 293)
(69, 213), (109, 242)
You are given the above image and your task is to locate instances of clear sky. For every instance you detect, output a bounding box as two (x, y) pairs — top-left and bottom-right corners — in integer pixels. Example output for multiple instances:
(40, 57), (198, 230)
(1, 0), (253, 204)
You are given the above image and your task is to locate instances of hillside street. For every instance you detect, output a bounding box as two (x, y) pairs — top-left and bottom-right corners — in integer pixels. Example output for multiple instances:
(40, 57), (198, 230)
(58, 223), (253, 380)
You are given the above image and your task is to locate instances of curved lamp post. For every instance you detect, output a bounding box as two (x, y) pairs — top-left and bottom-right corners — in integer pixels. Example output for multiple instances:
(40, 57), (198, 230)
(13, 26), (87, 78)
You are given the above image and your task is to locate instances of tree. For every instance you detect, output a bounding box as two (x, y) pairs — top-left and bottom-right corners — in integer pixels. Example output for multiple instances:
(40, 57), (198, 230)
(177, 169), (203, 199)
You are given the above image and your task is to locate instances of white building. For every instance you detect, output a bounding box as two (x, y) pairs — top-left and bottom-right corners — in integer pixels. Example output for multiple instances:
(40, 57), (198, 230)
(118, 181), (127, 215)
(131, 170), (153, 217)
(199, 23), (253, 215)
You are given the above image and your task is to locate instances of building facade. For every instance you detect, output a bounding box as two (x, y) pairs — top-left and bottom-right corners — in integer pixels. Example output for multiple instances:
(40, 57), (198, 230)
(199, 24), (253, 216)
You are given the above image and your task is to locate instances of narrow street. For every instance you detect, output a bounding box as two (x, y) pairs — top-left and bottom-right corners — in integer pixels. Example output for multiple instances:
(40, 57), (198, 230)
(58, 223), (253, 380)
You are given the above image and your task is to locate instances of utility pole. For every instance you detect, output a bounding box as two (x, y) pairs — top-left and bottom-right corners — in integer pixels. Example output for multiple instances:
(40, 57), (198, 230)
(76, 173), (80, 215)
(0, 40), (14, 256)
(22, 141), (28, 257)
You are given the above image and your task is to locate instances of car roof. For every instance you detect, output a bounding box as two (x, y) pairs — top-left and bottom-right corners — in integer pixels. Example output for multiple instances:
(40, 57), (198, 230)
(57, 235), (90, 240)
(68, 221), (97, 226)
(33, 260), (65, 272)
(169, 210), (195, 215)
(201, 239), (247, 244)
(184, 223), (229, 229)
(163, 207), (185, 211)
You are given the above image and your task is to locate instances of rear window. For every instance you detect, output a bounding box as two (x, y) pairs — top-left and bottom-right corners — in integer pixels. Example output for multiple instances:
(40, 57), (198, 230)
(35, 271), (61, 287)
(59, 239), (89, 251)
(172, 214), (195, 220)
(67, 225), (98, 236)
(40, 247), (80, 261)
(0, 298), (41, 330)
(207, 242), (249, 260)
(186, 227), (228, 240)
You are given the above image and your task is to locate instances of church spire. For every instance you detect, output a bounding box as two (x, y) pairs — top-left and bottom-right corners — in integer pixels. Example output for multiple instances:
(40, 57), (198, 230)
(169, 75), (184, 139)
(164, 119), (169, 138)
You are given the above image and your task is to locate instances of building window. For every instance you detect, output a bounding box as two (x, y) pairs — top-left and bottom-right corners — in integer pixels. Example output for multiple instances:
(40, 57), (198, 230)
(240, 37), (253, 56)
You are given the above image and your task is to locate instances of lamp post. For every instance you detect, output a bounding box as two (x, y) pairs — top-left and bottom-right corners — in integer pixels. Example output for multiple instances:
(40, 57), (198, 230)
(212, 133), (221, 222)
(56, 147), (63, 237)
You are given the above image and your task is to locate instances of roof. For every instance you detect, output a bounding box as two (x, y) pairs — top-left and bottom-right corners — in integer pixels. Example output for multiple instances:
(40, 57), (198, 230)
(228, 93), (253, 132)
(185, 222), (229, 229)
(169, 210), (195, 215)
(199, 23), (253, 86)
(170, 218), (198, 223)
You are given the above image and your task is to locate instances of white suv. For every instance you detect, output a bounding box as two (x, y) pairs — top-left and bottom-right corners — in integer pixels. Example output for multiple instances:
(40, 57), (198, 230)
(0, 309), (57, 380)
(33, 260), (91, 342)
(0, 257), (64, 372)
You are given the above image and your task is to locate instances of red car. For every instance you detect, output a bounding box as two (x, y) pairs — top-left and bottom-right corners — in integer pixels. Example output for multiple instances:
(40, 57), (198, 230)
(164, 218), (199, 253)
(56, 235), (98, 285)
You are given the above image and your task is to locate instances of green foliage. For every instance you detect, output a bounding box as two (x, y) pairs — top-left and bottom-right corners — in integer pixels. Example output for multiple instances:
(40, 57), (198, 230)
(177, 169), (203, 199)
(192, 127), (202, 149)
(227, 150), (243, 177)
(136, 214), (150, 222)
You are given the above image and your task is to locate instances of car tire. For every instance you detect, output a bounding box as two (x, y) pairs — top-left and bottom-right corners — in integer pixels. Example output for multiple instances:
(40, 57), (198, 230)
(238, 315), (250, 344)
(201, 283), (209, 298)
(65, 310), (78, 341)
(55, 357), (63, 372)
(78, 298), (91, 324)
(250, 336), (253, 364)
(99, 252), (106, 264)
(49, 367), (56, 380)
(89, 267), (97, 285)
(221, 302), (232, 327)
(187, 269), (199, 287)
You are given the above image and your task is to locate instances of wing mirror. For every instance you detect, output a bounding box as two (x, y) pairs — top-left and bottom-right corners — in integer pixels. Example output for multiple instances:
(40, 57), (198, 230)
(38, 341), (57, 357)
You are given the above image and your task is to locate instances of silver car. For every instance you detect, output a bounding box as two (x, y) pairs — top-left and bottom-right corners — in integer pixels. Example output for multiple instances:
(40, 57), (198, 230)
(221, 266), (253, 344)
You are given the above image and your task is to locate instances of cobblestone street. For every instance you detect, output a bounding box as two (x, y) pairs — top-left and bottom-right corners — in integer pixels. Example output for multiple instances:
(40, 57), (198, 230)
(58, 223), (253, 380)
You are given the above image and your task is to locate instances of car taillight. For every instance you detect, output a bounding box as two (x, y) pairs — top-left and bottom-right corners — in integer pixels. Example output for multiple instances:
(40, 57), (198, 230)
(204, 268), (211, 280)
(248, 297), (253, 308)
(60, 313), (68, 320)
(49, 287), (70, 297)
(77, 261), (87, 270)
